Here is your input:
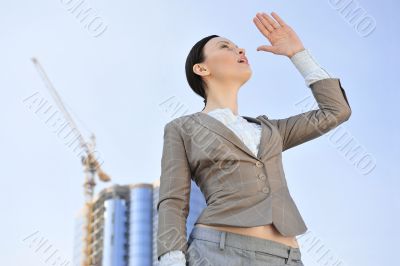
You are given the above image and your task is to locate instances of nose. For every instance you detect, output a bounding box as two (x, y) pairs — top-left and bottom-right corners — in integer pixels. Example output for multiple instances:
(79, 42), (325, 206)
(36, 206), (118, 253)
(238, 47), (245, 55)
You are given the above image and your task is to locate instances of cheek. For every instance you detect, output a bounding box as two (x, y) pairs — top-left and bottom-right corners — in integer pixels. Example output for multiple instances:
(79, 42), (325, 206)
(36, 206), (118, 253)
(210, 54), (239, 75)
(216, 53), (237, 66)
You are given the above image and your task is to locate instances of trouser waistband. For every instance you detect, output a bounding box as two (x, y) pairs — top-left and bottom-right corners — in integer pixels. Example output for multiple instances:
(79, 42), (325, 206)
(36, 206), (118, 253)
(189, 225), (301, 263)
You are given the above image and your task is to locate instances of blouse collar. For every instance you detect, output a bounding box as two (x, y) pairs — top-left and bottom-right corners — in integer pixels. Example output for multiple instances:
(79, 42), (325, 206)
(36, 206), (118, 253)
(206, 107), (242, 124)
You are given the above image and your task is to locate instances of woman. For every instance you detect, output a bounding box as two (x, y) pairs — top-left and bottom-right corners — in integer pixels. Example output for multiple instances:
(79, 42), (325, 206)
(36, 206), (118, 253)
(157, 11), (351, 266)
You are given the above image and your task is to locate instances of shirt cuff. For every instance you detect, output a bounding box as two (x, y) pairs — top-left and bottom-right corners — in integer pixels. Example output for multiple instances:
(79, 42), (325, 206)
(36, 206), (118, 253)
(290, 48), (333, 88)
(159, 250), (186, 266)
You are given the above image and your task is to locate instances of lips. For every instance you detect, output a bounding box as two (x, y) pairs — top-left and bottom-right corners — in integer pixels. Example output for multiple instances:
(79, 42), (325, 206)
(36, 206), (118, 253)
(238, 57), (249, 65)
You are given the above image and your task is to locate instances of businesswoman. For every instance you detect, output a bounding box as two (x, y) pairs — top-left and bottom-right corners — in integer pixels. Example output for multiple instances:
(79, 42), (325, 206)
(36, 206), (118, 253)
(157, 11), (352, 266)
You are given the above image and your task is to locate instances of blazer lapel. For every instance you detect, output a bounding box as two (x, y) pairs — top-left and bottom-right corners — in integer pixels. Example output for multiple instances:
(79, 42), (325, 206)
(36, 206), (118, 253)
(193, 112), (274, 160)
(255, 115), (282, 159)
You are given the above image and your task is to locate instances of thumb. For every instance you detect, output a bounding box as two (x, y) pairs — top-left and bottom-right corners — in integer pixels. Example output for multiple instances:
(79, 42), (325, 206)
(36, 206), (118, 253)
(257, 45), (276, 53)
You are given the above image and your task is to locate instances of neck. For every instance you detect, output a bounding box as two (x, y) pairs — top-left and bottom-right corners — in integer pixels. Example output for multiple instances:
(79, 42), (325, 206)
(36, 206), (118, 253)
(202, 80), (241, 115)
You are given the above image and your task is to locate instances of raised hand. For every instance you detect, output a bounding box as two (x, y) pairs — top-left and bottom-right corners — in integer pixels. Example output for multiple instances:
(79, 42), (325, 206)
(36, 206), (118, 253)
(253, 11), (305, 58)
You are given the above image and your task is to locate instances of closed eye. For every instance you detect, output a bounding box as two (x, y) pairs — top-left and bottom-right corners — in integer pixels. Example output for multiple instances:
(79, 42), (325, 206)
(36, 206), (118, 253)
(221, 44), (232, 49)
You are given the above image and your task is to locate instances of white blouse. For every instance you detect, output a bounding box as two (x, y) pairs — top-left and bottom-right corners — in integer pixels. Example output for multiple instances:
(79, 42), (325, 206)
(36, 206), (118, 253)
(159, 48), (332, 266)
(207, 108), (262, 157)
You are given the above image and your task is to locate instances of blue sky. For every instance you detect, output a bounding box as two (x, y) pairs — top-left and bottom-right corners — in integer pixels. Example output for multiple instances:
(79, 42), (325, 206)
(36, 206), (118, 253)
(1, 0), (398, 265)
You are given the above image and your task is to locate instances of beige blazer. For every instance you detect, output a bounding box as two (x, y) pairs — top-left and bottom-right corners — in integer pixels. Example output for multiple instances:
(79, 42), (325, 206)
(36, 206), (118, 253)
(156, 78), (352, 260)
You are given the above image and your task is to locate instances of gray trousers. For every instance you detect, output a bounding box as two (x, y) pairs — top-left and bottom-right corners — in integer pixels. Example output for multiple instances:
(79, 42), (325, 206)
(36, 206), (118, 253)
(186, 226), (304, 266)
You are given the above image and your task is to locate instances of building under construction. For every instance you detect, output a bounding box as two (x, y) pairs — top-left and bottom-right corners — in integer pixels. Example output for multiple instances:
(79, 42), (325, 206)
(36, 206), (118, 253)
(72, 180), (206, 266)
(30, 58), (207, 266)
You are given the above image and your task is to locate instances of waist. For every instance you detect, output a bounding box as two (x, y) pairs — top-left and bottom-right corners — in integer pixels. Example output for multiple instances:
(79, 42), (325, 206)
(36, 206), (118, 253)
(195, 223), (299, 248)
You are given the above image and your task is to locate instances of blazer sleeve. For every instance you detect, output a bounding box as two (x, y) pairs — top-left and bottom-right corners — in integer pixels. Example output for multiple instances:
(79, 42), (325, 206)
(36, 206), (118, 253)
(156, 121), (191, 261)
(268, 78), (352, 151)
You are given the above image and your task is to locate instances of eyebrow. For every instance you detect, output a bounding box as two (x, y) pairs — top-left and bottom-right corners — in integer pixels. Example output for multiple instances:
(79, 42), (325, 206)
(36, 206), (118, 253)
(217, 41), (239, 48)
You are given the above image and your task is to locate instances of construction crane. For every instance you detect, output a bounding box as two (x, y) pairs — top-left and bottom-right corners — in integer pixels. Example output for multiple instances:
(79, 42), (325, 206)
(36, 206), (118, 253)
(31, 57), (110, 266)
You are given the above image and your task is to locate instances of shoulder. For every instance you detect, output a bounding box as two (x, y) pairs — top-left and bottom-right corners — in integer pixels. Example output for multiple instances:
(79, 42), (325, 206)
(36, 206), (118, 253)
(164, 113), (198, 134)
(256, 114), (281, 131)
(255, 114), (271, 124)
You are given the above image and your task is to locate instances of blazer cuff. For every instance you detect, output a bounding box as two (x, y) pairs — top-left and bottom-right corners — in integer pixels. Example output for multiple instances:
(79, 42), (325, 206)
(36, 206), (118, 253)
(290, 48), (333, 88)
(159, 250), (186, 266)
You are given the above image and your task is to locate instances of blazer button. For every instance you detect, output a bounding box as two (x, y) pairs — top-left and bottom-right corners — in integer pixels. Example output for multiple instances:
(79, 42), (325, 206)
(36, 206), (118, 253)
(258, 173), (266, 180)
(255, 161), (263, 168)
(262, 187), (270, 193)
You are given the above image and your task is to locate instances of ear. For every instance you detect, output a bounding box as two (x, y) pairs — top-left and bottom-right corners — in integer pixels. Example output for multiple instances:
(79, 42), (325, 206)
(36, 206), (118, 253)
(193, 63), (209, 76)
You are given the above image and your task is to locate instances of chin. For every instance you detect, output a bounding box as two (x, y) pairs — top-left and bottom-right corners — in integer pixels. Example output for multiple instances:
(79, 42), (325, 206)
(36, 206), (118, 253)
(237, 75), (252, 87)
(240, 69), (252, 82)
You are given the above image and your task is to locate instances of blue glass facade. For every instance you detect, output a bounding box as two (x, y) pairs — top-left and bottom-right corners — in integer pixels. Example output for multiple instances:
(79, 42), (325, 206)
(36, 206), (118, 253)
(129, 186), (153, 266)
(186, 181), (207, 239)
(102, 198), (128, 266)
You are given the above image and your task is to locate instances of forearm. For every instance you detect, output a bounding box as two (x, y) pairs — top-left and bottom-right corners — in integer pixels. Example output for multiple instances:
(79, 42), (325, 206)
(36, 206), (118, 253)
(157, 197), (189, 260)
(157, 121), (191, 261)
(269, 77), (352, 151)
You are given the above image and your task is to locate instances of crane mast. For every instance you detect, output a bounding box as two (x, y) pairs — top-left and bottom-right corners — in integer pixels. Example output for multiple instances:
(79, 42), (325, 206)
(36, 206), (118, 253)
(31, 58), (110, 265)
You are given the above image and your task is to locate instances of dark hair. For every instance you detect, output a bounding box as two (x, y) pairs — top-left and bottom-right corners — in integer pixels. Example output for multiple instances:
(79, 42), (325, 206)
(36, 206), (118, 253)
(185, 34), (220, 110)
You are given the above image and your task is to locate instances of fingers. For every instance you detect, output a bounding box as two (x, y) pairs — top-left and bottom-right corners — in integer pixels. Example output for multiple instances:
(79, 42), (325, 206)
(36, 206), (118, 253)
(253, 16), (272, 39)
(253, 11), (287, 52)
(255, 13), (275, 33)
(271, 12), (287, 27)
(261, 12), (281, 30)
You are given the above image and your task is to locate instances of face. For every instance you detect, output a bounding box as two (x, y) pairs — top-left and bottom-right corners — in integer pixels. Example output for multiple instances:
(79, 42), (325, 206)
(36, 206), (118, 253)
(194, 37), (252, 87)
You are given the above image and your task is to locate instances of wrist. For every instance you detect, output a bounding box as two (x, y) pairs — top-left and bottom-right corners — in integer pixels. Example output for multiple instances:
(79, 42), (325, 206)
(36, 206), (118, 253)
(287, 46), (306, 58)
(289, 48), (332, 87)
